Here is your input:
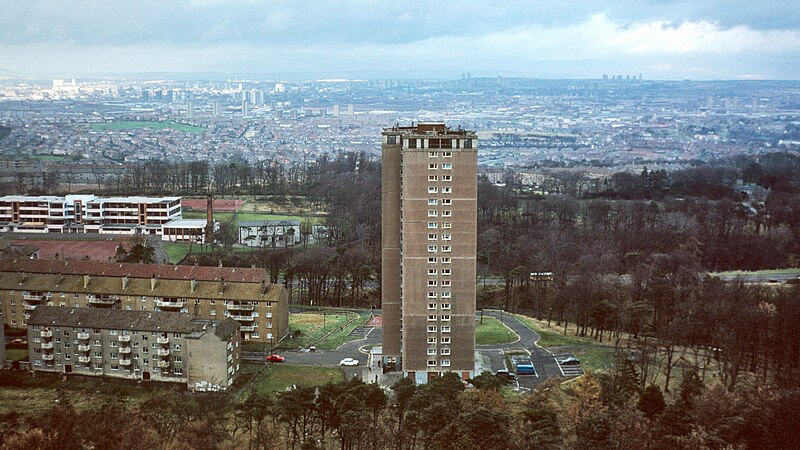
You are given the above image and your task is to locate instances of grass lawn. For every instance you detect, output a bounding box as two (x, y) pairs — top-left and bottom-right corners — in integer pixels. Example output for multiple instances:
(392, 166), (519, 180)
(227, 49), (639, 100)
(280, 312), (353, 349)
(162, 242), (197, 264)
(567, 347), (617, 373)
(241, 363), (343, 395)
(87, 120), (205, 134)
(315, 313), (371, 350)
(512, 313), (601, 348)
(5, 348), (28, 361)
(475, 316), (519, 345)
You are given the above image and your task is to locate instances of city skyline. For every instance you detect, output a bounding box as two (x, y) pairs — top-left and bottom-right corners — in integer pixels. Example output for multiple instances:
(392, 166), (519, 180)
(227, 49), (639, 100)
(1, 1), (800, 80)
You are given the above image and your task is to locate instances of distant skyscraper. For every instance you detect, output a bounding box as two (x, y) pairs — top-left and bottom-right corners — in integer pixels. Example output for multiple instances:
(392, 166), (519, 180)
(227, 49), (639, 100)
(347, 104), (354, 116)
(382, 123), (478, 384)
(332, 104), (340, 117)
(186, 99), (194, 119)
(242, 99), (250, 118)
(274, 83), (285, 94)
(212, 100), (221, 117)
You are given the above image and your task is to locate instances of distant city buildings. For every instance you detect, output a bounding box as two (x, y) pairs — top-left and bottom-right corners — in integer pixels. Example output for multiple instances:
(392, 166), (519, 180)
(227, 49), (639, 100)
(382, 123), (478, 383)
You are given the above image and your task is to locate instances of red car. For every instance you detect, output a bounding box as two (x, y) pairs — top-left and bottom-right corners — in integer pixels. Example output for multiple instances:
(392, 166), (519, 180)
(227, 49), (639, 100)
(266, 354), (285, 363)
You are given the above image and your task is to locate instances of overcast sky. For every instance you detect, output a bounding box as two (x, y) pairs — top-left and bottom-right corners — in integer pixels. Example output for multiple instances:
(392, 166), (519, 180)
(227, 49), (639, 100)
(2, 1), (799, 80)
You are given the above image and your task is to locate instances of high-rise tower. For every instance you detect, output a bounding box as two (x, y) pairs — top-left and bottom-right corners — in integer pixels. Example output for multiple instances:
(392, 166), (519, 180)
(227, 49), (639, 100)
(382, 123), (477, 384)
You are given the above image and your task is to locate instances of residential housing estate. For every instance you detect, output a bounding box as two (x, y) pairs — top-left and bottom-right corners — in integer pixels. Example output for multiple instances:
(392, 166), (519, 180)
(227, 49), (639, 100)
(0, 259), (289, 344)
(28, 306), (241, 391)
(381, 123), (478, 384)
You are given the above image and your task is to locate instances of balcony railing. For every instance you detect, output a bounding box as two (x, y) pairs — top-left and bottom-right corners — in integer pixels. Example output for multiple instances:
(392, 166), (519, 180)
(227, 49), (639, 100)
(226, 303), (254, 311)
(119, 359), (132, 366)
(78, 344), (91, 352)
(41, 354), (54, 361)
(40, 342), (53, 349)
(40, 330), (53, 338)
(119, 347), (131, 354)
(77, 332), (90, 340)
(156, 299), (186, 309)
(23, 302), (37, 311)
(156, 337), (169, 344)
(87, 296), (117, 305)
(240, 325), (256, 332)
(118, 335), (131, 342)
(23, 293), (45, 301)
(229, 314), (254, 321)
(157, 349), (170, 357)
(157, 361), (170, 368)
(78, 356), (91, 363)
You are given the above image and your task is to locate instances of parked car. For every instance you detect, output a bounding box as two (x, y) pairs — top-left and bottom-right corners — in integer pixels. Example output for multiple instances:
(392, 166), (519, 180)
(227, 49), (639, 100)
(516, 364), (536, 375)
(559, 356), (581, 365)
(266, 354), (285, 363)
(308, 345), (317, 352)
(495, 369), (518, 382)
(339, 358), (359, 366)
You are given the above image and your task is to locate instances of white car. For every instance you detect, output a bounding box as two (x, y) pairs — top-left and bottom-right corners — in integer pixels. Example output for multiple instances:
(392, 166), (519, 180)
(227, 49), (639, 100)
(339, 358), (359, 366)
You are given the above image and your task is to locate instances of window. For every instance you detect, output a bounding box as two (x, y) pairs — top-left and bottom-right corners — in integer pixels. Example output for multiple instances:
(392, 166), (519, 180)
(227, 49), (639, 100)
(428, 199), (438, 205)
(94, 351), (102, 358)
(427, 348), (437, 355)
(441, 337), (451, 344)
(109, 329), (117, 336)
(427, 245), (437, 252)
(441, 291), (451, 298)
(442, 186), (452, 194)
(142, 347), (149, 354)
(428, 268), (437, 276)
(428, 175), (438, 181)
(110, 364), (119, 371)
(427, 326), (437, 333)
(428, 186), (438, 193)
(427, 280), (437, 287)
(441, 326), (451, 333)
(387, 135), (397, 144)
(428, 151), (437, 157)
(428, 222), (437, 229)
(210, 309), (217, 316)
(442, 163), (452, 170)
(442, 269), (451, 276)
(441, 280), (451, 287)
(428, 210), (437, 217)
(427, 315), (437, 321)
(441, 348), (451, 355)
(442, 199), (452, 205)
(442, 222), (452, 229)
(443, 151), (452, 157)
(428, 303), (437, 310)
(94, 363), (103, 370)
(427, 360), (437, 367)
(429, 163), (438, 169)
(428, 257), (437, 264)
(442, 175), (452, 182)
(63, 331), (70, 337)
(427, 292), (437, 299)
(173, 344), (182, 351)
(441, 257), (451, 264)
(442, 245), (451, 253)
(442, 211), (452, 217)
(174, 368), (183, 375)
(427, 337), (437, 344)
(409, 138), (417, 148)
(109, 341), (118, 348)
(441, 234), (451, 241)
(441, 360), (451, 367)
(110, 352), (118, 359)
(442, 303), (451, 310)
(428, 234), (437, 241)
(464, 139), (473, 149)
(441, 315), (451, 321)
(174, 356), (183, 363)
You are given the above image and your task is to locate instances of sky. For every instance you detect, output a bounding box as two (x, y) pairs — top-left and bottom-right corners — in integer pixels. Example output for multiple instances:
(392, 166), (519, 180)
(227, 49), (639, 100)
(1, 0), (800, 80)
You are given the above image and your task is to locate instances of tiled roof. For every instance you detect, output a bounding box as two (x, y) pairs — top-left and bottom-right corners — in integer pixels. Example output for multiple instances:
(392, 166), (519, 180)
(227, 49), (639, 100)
(28, 306), (194, 332)
(0, 258), (266, 283)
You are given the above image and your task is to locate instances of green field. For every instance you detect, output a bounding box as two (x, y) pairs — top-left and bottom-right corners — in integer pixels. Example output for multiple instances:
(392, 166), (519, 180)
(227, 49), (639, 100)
(241, 364), (343, 395)
(162, 242), (197, 264)
(512, 313), (596, 348)
(280, 312), (355, 349)
(711, 268), (800, 277)
(475, 316), (519, 345)
(4, 348), (28, 361)
(184, 211), (319, 227)
(87, 120), (205, 134)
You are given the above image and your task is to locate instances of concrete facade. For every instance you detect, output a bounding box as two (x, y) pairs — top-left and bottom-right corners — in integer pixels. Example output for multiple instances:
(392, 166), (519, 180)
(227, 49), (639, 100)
(382, 123), (478, 382)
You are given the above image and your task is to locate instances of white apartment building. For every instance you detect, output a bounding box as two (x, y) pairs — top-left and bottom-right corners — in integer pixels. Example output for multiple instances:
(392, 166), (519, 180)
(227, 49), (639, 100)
(0, 195), (185, 237)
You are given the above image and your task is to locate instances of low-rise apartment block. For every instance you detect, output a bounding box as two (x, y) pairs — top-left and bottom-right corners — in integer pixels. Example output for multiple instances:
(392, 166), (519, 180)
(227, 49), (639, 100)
(28, 306), (241, 391)
(0, 259), (289, 344)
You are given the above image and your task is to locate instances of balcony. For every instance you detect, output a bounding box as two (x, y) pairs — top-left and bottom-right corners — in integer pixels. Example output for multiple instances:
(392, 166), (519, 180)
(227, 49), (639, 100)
(119, 347), (131, 354)
(78, 356), (91, 363)
(240, 325), (256, 332)
(40, 342), (53, 349)
(229, 314), (255, 321)
(87, 295), (118, 305)
(157, 361), (170, 368)
(78, 344), (91, 352)
(226, 303), (254, 311)
(77, 332), (90, 340)
(156, 337), (169, 344)
(41, 354), (54, 361)
(118, 335), (131, 342)
(23, 293), (45, 302)
(40, 330), (53, 338)
(119, 359), (132, 366)
(23, 302), (38, 311)
(155, 299), (185, 309)
(157, 348), (170, 357)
